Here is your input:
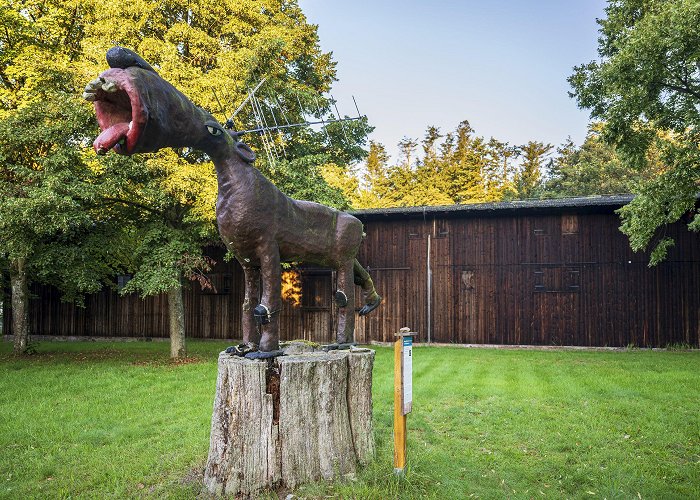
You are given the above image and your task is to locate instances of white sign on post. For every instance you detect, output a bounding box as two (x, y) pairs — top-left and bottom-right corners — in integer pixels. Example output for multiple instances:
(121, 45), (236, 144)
(402, 336), (413, 414)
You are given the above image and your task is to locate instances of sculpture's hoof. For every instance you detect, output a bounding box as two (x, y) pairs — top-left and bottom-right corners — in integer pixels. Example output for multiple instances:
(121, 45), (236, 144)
(335, 291), (348, 307)
(225, 342), (258, 356)
(359, 295), (382, 316)
(244, 350), (285, 360)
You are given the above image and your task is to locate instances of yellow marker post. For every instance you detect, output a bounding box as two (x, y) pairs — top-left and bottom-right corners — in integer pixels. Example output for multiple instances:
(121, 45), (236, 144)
(394, 327), (414, 476)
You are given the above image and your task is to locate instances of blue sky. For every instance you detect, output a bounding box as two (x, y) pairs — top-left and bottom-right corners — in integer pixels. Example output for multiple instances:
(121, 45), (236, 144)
(298, 0), (608, 161)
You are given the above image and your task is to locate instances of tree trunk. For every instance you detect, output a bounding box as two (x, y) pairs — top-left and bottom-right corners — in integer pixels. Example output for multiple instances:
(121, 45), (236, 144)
(204, 350), (376, 496)
(167, 278), (186, 359)
(10, 258), (29, 355)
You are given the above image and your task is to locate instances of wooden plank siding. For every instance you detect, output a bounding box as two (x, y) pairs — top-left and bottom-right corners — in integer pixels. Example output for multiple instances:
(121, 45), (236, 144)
(3, 198), (699, 347)
(353, 208), (699, 347)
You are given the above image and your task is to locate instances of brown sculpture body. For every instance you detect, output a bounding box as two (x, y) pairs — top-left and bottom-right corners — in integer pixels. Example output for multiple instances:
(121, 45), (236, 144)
(84, 47), (381, 352)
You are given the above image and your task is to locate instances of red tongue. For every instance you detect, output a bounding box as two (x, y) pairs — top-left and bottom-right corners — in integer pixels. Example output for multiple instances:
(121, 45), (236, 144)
(94, 122), (129, 154)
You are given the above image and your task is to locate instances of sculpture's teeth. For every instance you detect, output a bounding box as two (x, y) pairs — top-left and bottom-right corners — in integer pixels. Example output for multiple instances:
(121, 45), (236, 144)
(101, 80), (118, 93)
(83, 77), (118, 101)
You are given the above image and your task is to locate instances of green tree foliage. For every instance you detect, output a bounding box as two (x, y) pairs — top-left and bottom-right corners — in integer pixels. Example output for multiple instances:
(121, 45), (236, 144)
(0, 96), (126, 353)
(351, 141), (393, 208)
(545, 123), (651, 197)
(1, 0), (370, 356)
(442, 121), (488, 203)
(0, 0), (87, 108)
(485, 138), (519, 200)
(349, 122), (544, 208)
(569, 0), (700, 264)
(513, 141), (553, 200)
(258, 117), (371, 208)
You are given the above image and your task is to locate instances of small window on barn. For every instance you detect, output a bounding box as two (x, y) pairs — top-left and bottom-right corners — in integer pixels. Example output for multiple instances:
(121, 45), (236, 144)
(461, 269), (475, 291)
(533, 267), (581, 293)
(533, 269), (546, 291)
(562, 215), (579, 235)
(302, 271), (331, 308)
(533, 227), (547, 236)
(566, 268), (581, 291)
(408, 223), (422, 239)
(433, 219), (449, 238)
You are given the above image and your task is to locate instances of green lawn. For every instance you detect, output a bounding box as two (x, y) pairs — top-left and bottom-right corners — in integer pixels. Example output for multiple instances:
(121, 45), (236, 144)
(0, 341), (698, 499)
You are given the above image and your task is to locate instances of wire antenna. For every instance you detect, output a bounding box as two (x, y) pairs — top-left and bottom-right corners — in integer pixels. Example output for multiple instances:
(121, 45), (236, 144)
(212, 88), (228, 122)
(227, 79), (368, 166)
(264, 98), (287, 157)
(330, 94), (350, 142)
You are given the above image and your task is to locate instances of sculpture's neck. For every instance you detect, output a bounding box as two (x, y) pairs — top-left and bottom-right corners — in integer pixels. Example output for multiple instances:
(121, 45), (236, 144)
(210, 150), (254, 199)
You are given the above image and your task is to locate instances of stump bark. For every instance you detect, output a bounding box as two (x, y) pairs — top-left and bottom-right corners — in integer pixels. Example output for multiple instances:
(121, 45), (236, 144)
(203, 350), (375, 496)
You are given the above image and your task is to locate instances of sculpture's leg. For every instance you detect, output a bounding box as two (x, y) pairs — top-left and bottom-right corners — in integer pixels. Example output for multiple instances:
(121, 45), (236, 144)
(241, 263), (261, 346)
(353, 259), (382, 316)
(336, 259), (356, 344)
(257, 244), (282, 352)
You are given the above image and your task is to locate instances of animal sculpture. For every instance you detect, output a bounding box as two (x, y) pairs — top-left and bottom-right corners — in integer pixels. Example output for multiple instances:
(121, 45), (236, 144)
(84, 47), (381, 352)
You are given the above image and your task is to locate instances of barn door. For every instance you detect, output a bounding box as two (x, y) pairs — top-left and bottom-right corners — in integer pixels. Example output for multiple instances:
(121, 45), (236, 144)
(527, 215), (583, 345)
(355, 219), (429, 343)
(428, 219), (453, 343)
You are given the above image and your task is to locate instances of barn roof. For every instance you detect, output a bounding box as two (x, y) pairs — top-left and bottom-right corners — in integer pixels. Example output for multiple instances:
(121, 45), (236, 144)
(350, 194), (635, 221)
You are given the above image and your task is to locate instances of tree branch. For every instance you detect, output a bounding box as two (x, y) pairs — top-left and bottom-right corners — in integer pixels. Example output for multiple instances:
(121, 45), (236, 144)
(660, 62), (700, 100)
(660, 82), (700, 100)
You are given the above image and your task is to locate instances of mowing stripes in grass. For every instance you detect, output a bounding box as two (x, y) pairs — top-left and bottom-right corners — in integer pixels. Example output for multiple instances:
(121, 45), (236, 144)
(1, 341), (698, 498)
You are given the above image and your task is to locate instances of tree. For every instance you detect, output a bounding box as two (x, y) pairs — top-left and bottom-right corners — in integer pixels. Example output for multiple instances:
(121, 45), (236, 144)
(544, 123), (652, 197)
(439, 121), (504, 203)
(90, 150), (220, 359)
(1, 0), (373, 358)
(0, 96), (125, 354)
(421, 126), (443, 167)
(569, 0), (700, 263)
(514, 141), (553, 199)
(352, 141), (393, 208)
(484, 138), (519, 200)
(397, 137), (419, 169)
(351, 122), (542, 209)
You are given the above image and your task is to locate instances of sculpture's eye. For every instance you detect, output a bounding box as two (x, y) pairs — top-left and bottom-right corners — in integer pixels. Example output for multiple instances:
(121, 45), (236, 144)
(207, 125), (222, 136)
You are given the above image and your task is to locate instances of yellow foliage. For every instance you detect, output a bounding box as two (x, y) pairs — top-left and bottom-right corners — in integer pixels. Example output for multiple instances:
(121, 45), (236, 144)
(281, 269), (302, 307)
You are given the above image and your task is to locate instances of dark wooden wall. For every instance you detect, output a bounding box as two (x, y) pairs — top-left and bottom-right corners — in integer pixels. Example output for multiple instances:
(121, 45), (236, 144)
(4, 207), (699, 347)
(355, 211), (700, 347)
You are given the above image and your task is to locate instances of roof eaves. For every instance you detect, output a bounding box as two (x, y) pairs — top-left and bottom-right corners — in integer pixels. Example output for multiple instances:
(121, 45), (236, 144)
(350, 195), (635, 220)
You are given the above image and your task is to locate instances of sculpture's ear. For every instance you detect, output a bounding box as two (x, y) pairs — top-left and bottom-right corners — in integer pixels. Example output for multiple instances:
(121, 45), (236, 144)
(235, 142), (256, 163)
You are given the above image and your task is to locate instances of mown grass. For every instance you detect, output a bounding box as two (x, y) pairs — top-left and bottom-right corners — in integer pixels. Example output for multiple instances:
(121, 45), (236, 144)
(0, 341), (698, 499)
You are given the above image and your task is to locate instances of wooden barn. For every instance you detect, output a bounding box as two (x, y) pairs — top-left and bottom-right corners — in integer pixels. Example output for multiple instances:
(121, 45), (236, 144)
(4, 195), (699, 347)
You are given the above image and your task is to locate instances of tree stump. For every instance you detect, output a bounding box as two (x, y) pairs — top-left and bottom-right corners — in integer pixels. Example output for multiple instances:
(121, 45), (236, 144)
(203, 349), (375, 496)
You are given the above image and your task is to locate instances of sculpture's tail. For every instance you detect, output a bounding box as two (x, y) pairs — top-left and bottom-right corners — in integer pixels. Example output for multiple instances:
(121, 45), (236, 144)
(353, 260), (382, 316)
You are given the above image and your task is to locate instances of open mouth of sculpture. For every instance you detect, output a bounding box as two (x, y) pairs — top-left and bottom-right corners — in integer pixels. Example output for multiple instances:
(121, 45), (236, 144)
(88, 69), (147, 155)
